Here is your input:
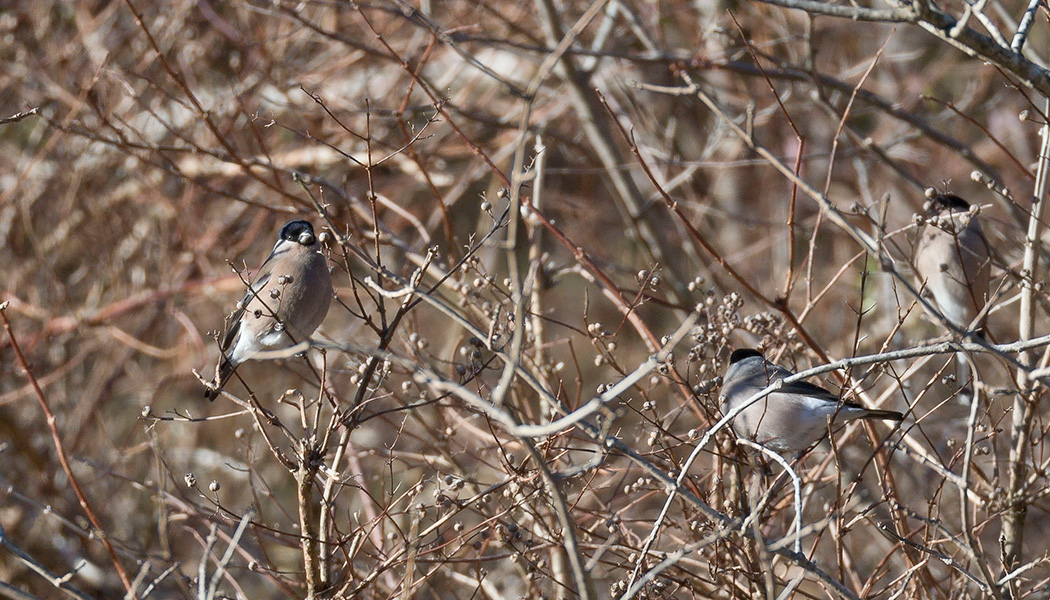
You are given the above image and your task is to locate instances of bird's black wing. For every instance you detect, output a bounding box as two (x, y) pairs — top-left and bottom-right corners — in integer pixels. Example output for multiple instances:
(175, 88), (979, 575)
(219, 271), (271, 353)
(776, 378), (841, 402)
(218, 307), (244, 354)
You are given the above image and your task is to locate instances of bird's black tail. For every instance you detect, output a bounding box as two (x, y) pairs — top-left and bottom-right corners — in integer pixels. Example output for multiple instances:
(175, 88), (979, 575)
(859, 408), (905, 421)
(203, 357), (234, 401)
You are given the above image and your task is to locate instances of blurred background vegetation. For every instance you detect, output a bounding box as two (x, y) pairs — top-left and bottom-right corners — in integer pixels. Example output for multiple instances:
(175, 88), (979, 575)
(2, 1), (1050, 598)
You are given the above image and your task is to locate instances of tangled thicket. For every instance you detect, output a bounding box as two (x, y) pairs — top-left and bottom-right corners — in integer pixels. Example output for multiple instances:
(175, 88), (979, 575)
(3, 1), (1050, 599)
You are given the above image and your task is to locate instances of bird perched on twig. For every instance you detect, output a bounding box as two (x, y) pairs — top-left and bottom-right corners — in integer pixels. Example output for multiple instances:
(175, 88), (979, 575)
(720, 348), (904, 454)
(913, 193), (991, 335)
(204, 220), (333, 401)
(913, 193), (991, 398)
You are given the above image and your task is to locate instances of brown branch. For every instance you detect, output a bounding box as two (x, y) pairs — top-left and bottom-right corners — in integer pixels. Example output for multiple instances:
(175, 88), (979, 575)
(0, 302), (134, 595)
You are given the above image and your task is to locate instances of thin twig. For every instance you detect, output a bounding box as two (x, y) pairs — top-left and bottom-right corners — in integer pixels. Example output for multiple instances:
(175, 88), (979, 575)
(0, 303), (134, 595)
(0, 107), (40, 125)
(755, 0), (919, 22)
(0, 523), (94, 600)
(1011, 0), (1044, 52)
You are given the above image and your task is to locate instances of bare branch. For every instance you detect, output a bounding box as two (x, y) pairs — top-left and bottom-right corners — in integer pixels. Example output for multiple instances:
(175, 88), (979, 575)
(755, 0), (920, 22)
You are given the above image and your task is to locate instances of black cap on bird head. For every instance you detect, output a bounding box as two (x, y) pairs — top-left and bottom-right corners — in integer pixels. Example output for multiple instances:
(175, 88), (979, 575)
(278, 220), (317, 246)
(925, 193), (970, 216)
(729, 348), (764, 364)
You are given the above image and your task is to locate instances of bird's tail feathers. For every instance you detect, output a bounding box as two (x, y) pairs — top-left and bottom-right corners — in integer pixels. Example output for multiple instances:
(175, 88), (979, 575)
(203, 356), (235, 401)
(858, 408), (905, 421)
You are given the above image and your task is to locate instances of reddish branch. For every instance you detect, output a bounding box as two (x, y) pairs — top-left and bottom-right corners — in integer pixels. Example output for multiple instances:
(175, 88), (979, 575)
(0, 302), (134, 595)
